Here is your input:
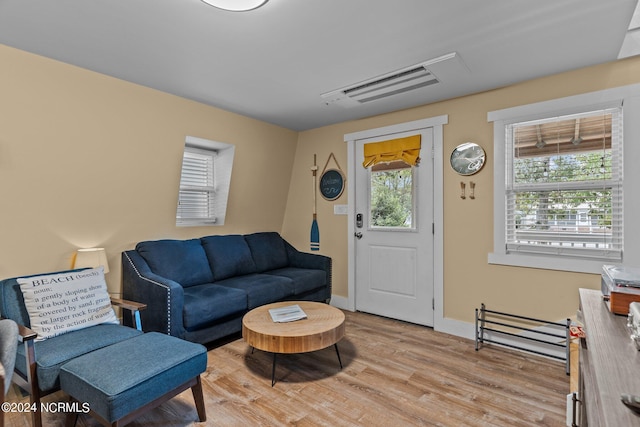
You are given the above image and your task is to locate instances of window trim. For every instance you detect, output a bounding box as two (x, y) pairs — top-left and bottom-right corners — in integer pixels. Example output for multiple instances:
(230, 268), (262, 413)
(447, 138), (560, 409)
(488, 83), (640, 274)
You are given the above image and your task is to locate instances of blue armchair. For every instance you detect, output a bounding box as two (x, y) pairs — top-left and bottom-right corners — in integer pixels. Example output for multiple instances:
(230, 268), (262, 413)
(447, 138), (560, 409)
(0, 271), (146, 427)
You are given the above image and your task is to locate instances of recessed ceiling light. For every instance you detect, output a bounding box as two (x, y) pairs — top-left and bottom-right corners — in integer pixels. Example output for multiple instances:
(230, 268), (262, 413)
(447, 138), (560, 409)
(201, 0), (268, 11)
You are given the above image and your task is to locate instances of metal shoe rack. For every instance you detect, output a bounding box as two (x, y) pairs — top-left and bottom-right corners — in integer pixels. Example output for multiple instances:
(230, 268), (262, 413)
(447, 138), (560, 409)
(475, 303), (571, 375)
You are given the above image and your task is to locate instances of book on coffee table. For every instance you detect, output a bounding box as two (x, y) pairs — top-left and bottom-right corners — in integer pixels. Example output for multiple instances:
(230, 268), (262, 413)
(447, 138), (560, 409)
(269, 304), (307, 323)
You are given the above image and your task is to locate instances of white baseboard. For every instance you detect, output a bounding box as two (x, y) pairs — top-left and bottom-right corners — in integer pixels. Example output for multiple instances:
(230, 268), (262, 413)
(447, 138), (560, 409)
(330, 295), (568, 365)
(480, 323), (569, 361)
(439, 316), (569, 364)
(434, 316), (476, 341)
(329, 295), (350, 311)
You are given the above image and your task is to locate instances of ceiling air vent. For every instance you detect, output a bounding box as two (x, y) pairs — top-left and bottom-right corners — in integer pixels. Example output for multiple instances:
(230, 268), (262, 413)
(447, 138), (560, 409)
(322, 52), (462, 108)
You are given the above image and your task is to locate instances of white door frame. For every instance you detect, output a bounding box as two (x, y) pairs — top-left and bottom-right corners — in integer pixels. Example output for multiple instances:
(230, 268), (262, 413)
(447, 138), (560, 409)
(344, 115), (447, 331)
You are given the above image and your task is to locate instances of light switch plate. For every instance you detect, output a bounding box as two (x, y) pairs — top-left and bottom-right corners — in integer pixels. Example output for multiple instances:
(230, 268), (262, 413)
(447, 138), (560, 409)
(333, 205), (348, 215)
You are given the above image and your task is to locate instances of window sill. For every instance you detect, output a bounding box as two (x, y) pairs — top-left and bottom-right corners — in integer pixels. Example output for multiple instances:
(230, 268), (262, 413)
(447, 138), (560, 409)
(488, 252), (605, 274)
(176, 220), (218, 227)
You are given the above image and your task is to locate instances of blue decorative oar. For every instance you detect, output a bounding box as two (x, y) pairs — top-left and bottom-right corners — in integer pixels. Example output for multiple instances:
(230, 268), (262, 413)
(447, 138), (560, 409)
(310, 154), (320, 251)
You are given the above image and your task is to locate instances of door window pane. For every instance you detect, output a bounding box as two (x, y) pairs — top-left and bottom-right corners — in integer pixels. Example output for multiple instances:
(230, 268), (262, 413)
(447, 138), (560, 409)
(370, 161), (414, 228)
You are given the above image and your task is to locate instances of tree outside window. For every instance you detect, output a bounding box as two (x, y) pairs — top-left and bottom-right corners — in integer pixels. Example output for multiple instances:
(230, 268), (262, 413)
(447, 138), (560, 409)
(370, 162), (414, 228)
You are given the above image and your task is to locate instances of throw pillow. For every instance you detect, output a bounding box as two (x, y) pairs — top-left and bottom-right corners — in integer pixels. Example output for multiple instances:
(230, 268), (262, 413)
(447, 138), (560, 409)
(244, 232), (289, 272)
(201, 235), (257, 281)
(136, 239), (214, 287)
(17, 267), (118, 341)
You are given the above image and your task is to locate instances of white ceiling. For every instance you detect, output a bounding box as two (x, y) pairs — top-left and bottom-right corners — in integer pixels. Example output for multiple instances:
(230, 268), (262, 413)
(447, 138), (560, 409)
(0, 0), (637, 131)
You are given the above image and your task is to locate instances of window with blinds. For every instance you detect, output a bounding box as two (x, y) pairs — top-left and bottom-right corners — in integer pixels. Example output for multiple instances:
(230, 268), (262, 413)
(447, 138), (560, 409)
(505, 107), (623, 260)
(176, 146), (217, 225)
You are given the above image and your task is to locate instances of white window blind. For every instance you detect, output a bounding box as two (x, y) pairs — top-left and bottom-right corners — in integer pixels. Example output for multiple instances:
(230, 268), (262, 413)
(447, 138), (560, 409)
(505, 107), (623, 260)
(176, 146), (217, 225)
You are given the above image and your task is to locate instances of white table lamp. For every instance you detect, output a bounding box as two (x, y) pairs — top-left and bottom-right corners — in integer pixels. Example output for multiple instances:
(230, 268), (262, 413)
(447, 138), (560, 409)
(74, 248), (110, 274)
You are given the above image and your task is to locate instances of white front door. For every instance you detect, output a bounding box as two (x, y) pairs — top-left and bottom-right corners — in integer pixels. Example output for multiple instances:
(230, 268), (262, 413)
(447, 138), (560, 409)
(354, 128), (434, 326)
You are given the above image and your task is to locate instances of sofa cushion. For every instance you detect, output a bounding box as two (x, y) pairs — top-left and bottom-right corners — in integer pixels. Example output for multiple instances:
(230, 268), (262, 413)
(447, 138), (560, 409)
(17, 267), (119, 341)
(182, 284), (247, 331)
(136, 239), (213, 287)
(215, 274), (294, 309)
(244, 232), (289, 273)
(265, 267), (327, 295)
(201, 235), (257, 281)
(15, 324), (142, 392)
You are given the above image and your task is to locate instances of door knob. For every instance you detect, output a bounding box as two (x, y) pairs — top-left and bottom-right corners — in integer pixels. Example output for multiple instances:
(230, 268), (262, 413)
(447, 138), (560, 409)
(354, 232), (363, 239)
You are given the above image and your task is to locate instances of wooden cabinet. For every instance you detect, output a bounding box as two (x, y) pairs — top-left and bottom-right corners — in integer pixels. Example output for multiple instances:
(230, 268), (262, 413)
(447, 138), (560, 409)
(578, 288), (640, 426)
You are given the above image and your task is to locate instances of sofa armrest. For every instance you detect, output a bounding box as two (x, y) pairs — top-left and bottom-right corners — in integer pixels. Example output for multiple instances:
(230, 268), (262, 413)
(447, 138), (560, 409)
(283, 240), (332, 301)
(121, 250), (186, 338)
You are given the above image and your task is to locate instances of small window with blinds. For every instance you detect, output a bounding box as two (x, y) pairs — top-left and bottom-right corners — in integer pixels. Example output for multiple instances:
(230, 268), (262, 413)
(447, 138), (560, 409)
(177, 146), (218, 226)
(505, 107), (623, 260)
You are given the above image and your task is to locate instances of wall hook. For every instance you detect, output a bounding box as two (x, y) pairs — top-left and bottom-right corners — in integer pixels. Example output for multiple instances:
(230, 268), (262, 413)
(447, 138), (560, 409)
(460, 181), (466, 199)
(469, 181), (476, 199)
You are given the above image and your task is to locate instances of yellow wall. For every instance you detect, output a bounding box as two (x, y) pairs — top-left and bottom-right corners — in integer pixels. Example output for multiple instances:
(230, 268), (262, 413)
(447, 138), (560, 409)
(0, 44), (298, 295)
(3, 40), (640, 325)
(283, 55), (640, 323)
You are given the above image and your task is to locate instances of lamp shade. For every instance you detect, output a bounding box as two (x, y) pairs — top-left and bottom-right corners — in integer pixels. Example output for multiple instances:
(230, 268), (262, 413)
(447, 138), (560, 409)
(200, 0), (268, 11)
(74, 248), (110, 274)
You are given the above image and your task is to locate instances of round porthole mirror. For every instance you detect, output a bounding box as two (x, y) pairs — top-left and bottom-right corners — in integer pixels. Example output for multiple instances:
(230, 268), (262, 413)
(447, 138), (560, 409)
(450, 142), (486, 176)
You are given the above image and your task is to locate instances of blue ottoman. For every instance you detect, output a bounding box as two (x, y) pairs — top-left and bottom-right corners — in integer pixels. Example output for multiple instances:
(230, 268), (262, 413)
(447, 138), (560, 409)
(59, 332), (207, 426)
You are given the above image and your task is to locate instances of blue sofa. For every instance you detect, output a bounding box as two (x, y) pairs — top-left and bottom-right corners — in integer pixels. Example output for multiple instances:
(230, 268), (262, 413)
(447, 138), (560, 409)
(122, 232), (332, 344)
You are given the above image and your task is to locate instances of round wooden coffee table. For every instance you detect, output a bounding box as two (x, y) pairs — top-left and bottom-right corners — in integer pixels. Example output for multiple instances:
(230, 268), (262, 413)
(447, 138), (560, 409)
(242, 301), (345, 386)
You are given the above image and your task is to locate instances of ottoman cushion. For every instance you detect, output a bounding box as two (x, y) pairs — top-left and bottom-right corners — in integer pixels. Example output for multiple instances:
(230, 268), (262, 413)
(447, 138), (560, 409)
(60, 332), (207, 423)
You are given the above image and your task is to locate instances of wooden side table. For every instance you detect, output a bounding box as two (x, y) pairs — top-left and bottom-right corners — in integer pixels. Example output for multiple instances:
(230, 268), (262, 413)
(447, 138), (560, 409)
(242, 301), (345, 386)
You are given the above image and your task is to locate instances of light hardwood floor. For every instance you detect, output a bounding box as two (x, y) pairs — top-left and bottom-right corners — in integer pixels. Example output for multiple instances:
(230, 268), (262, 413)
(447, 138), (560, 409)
(4, 310), (569, 426)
